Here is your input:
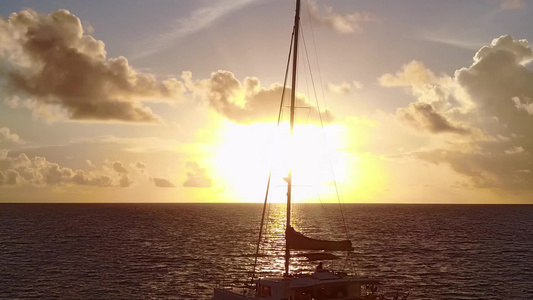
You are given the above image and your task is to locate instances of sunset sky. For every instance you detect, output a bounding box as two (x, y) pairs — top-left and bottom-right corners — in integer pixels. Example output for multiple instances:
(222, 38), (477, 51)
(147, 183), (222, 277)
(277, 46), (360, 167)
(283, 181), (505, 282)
(1, 0), (533, 203)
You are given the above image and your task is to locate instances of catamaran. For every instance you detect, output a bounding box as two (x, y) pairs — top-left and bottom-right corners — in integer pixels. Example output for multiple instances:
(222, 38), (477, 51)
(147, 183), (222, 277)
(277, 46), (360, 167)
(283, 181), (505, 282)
(214, 1), (408, 299)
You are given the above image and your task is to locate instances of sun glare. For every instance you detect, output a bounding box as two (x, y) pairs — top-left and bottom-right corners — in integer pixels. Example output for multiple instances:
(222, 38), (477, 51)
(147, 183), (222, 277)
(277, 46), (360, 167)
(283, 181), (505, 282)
(212, 121), (351, 202)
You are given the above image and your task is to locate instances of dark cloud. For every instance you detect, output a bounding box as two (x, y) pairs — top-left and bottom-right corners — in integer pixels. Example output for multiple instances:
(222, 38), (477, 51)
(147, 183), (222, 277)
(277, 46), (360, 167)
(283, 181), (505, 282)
(135, 161), (146, 171)
(152, 177), (175, 188)
(397, 102), (469, 135)
(183, 161), (212, 188)
(118, 174), (133, 187)
(112, 161), (128, 174)
(0, 9), (185, 122)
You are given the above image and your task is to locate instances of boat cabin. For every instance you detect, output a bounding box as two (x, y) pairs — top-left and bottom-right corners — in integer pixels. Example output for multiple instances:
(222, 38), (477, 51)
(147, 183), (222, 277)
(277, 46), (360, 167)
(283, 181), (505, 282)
(213, 270), (380, 300)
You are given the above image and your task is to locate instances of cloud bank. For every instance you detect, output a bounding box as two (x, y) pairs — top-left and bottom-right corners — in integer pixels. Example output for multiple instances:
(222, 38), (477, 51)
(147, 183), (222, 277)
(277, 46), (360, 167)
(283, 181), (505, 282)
(0, 9), (185, 122)
(382, 35), (533, 190)
(0, 150), (126, 187)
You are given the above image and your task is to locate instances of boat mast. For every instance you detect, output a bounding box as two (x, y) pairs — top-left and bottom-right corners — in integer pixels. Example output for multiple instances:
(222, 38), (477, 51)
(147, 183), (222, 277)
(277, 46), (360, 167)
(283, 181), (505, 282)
(285, 0), (300, 277)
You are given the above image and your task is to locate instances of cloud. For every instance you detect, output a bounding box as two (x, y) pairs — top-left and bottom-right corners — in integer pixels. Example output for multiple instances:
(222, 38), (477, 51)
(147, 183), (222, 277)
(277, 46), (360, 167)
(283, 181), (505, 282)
(380, 60), (471, 134)
(183, 161), (213, 188)
(505, 146), (524, 154)
(0, 9), (186, 123)
(327, 81), (363, 94)
(0, 127), (22, 143)
(118, 174), (133, 187)
(387, 35), (533, 191)
(86, 160), (95, 168)
(110, 161), (133, 187)
(152, 177), (175, 188)
(187, 70), (333, 124)
(501, 0), (524, 10)
(307, 0), (378, 34)
(0, 149), (128, 187)
(455, 35), (533, 138)
(112, 161), (128, 174)
(397, 102), (469, 135)
(128, 160), (173, 187)
(133, 161), (146, 173)
(0, 169), (23, 186)
(413, 147), (532, 189)
(512, 96), (533, 114)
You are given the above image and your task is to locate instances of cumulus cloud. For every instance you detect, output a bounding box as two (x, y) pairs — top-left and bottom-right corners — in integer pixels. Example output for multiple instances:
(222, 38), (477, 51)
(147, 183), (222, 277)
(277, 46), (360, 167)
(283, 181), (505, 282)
(455, 35), (533, 138)
(183, 161), (213, 188)
(0, 9), (186, 123)
(380, 60), (471, 134)
(118, 174), (133, 187)
(379, 60), (456, 106)
(185, 70), (332, 124)
(128, 160), (174, 187)
(152, 177), (175, 188)
(307, 0), (378, 33)
(0, 127), (22, 143)
(388, 35), (533, 190)
(112, 161), (128, 174)
(0, 150), (129, 187)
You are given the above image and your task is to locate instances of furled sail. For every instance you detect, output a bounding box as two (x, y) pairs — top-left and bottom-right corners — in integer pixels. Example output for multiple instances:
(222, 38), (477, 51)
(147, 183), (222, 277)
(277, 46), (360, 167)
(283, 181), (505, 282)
(286, 226), (354, 251)
(297, 252), (341, 261)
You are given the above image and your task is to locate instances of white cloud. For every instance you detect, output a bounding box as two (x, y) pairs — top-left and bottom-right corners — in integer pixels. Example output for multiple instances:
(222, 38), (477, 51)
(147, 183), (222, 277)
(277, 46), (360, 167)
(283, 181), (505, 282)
(0, 127), (22, 143)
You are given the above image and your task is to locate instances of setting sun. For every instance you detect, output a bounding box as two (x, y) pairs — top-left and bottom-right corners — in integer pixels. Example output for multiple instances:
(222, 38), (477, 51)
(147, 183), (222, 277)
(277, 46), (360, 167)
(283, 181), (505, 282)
(212, 121), (350, 202)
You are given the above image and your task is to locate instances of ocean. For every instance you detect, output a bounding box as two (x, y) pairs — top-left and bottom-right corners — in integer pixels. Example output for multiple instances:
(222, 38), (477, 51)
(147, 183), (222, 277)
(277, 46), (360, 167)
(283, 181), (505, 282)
(0, 203), (532, 299)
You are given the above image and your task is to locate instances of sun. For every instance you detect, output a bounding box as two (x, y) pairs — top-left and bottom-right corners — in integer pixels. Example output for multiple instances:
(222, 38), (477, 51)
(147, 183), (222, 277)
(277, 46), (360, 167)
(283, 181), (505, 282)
(211, 121), (350, 203)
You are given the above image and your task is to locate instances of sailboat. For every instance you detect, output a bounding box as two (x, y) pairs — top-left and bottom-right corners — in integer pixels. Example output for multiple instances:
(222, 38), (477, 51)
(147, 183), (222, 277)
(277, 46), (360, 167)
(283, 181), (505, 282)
(214, 1), (408, 299)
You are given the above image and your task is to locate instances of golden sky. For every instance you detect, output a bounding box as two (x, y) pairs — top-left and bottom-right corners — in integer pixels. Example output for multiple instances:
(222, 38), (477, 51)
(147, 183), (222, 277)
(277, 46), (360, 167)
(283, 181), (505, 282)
(1, 0), (533, 203)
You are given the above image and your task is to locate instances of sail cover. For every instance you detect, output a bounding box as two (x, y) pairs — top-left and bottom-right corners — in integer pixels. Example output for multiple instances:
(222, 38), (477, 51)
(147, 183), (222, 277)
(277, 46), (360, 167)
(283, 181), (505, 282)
(286, 226), (354, 251)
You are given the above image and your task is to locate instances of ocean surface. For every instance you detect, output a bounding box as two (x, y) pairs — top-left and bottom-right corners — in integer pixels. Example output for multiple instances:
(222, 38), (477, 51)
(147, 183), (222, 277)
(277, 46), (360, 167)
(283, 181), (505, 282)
(0, 203), (532, 299)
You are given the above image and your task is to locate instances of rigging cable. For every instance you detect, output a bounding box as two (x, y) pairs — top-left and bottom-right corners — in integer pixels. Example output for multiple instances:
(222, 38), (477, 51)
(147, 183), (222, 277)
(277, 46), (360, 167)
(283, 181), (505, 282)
(250, 26), (295, 282)
(302, 0), (350, 242)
